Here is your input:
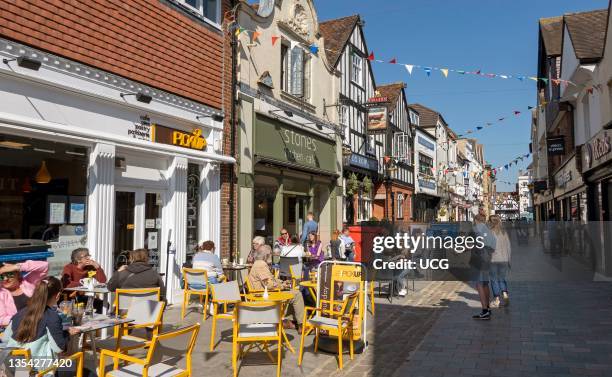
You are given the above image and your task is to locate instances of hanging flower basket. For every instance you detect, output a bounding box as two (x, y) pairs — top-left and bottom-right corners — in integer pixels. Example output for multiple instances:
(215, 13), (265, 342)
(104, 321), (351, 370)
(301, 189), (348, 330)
(346, 173), (360, 196)
(362, 176), (373, 195)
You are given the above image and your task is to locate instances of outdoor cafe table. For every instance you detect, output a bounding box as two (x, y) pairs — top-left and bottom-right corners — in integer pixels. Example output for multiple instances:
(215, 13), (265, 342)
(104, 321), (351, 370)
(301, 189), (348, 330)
(67, 314), (134, 374)
(64, 285), (111, 337)
(222, 264), (250, 294)
(299, 280), (317, 301)
(245, 291), (297, 353)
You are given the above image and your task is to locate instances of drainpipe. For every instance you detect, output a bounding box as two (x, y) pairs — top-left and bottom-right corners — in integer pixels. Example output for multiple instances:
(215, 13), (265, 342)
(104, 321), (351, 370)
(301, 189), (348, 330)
(229, 0), (238, 262)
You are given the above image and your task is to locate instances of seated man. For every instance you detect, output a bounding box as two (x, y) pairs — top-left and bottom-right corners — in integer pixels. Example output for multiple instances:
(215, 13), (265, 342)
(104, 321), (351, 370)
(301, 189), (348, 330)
(247, 253), (304, 332)
(246, 237), (272, 265)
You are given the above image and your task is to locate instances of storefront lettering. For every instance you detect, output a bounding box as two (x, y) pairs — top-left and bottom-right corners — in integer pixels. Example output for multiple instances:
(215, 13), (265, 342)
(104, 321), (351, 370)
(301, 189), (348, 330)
(282, 129), (317, 152)
(589, 133), (611, 163)
(128, 123), (152, 141)
(583, 130), (611, 171)
(556, 170), (572, 188)
(172, 129), (207, 150)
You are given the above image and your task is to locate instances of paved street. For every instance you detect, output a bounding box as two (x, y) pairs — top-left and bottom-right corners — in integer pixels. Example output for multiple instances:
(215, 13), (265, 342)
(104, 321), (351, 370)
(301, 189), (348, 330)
(94, 235), (612, 377)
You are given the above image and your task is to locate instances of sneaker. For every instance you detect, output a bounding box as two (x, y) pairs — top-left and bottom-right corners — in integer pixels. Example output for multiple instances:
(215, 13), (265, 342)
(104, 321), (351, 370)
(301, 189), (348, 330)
(502, 291), (510, 305)
(490, 297), (500, 308)
(472, 309), (491, 320)
(398, 289), (408, 297)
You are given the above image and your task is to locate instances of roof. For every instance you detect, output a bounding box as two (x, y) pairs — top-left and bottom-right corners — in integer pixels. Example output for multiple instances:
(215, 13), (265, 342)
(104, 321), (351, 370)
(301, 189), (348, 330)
(539, 16), (563, 56)
(564, 9), (608, 60)
(319, 15), (360, 67)
(409, 103), (442, 128)
(376, 82), (405, 113)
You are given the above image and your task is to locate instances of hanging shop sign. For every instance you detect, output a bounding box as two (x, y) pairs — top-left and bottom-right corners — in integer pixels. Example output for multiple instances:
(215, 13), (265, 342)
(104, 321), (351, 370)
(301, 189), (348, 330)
(547, 136), (565, 156)
(582, 129), (611, 172)
(255, 115), (337, 174)
(367, 107), (387, 131)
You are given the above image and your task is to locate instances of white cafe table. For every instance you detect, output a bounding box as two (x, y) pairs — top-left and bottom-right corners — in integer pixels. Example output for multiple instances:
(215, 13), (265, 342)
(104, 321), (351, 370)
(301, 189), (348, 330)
(64, 286), (111, 337)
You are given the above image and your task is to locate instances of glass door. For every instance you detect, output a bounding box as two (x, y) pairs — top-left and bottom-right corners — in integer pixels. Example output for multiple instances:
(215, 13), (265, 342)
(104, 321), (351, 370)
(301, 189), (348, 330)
(114, 191), (135, 269)
(114, 189), (164, 271)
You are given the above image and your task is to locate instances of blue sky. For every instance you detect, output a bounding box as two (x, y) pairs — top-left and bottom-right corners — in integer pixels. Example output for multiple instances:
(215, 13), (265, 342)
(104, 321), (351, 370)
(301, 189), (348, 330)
(311, 0), (609, 191)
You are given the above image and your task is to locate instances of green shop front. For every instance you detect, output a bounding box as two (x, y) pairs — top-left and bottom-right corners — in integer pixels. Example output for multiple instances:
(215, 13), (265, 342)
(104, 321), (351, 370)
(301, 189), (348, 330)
(239, 114), (340, 251)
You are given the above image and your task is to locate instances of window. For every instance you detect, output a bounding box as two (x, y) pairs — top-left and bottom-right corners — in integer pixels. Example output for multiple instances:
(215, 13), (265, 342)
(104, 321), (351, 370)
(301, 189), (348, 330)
(280, 42), (310, 99)
(367, 135), (375, 155)
(179, 0), (221, 24)
(302, 53), (311, 101)
(340, 105), (349, 141)
(418, 153), (433, 175)
(281, 43), (289, 92)
(608, 81), (612, 123)
(409, 111), (420, 126)
(393, 132), (411, 164)
(397, 193), (404, 219)
(358, 195), (371, 222)
(582, 94), (591, 139)
(351, 50), (363, 86)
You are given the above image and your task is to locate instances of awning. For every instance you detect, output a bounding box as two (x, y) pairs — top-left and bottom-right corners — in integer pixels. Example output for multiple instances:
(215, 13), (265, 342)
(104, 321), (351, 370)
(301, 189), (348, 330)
(255, 155), (339, 178)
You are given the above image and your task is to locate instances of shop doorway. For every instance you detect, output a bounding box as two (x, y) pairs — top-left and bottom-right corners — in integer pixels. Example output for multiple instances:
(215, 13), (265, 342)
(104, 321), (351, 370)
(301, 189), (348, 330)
(114, 188), (164, 271)
(284, 195), (309, 240)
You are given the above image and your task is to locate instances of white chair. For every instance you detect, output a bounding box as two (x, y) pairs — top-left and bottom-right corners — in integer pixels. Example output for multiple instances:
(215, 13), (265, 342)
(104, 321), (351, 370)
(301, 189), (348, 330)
(114, 288), (161, 317)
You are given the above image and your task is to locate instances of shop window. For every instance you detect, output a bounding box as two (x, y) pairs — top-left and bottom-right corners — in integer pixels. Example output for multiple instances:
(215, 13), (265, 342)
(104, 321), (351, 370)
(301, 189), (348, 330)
(0, 134), (88, 276)
(179, 0), (221, 25)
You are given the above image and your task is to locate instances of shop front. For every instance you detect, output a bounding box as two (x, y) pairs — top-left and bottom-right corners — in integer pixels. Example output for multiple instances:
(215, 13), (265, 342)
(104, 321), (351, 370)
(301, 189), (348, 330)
(0, 41), (232, 302)
(239, 114), (340, 251)
(581, 127), (612, 276)
(344, 152), (378, 225)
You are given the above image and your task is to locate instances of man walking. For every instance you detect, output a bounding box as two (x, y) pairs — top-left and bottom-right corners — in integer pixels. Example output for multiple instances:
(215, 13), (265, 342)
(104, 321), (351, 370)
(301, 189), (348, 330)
(300, 212), (318, 245)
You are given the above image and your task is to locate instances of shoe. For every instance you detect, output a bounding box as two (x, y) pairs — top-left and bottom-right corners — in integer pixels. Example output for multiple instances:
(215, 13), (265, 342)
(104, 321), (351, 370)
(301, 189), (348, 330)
(502, 291), (509, 305)
(490, 297), (500, 308)
(295, 324), (302, 334)
(398, 289), (408, 297)
(472, 310), (491, 320)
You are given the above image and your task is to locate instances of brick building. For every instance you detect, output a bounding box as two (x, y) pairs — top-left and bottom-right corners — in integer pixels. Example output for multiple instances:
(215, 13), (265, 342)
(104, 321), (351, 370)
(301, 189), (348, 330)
(0, 0), (236, 302)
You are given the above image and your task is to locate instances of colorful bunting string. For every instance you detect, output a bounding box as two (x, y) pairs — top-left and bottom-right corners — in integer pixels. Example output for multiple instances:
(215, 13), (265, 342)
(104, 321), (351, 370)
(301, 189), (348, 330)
(230, 23), (574, 86)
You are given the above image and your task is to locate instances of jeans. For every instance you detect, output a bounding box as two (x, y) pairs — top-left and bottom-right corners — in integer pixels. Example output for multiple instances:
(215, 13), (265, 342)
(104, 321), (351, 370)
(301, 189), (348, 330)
(395, 268), (411, 291)
(489, 263), (508, 297)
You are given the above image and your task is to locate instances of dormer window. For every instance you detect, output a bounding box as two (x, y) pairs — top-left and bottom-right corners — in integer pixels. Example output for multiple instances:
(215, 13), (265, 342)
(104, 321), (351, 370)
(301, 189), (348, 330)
(351, 49), (363, 86)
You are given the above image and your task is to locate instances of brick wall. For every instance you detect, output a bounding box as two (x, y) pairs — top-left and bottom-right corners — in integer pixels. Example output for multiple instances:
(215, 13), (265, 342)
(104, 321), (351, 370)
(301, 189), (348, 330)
(0, 0), (226, 108)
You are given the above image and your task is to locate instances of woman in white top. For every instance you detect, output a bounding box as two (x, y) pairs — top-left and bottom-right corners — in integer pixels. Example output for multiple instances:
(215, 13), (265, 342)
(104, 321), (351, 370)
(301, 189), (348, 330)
(488, 215), (511, 307)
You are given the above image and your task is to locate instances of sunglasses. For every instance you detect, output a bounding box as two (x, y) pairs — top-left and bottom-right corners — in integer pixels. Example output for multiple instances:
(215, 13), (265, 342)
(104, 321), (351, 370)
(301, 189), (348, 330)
(281, 232), (288, 235)
(0, 272), (17, 281)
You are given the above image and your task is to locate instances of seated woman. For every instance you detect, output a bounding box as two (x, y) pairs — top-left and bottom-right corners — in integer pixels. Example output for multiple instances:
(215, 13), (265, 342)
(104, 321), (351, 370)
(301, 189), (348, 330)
(0, 260), (48, 327)
(247, 253), (305, 332)
(192, 241), (225, 284)
(107, 249), (165, 294)
(306, 232), (324, 265)
(61, 248), (107, 288)
(4, 277), (80, 371)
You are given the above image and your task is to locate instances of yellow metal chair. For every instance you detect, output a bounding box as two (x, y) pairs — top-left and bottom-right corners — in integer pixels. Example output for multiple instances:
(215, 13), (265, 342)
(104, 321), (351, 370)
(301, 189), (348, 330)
(232, 301), (283, 377)
(96, 299), (166, 359)
(209, 280), (245, 351)
(8, 349), (84, 377)
(298, 293), (359, 370)
(99, 323), (200, 377)
(36, 352), (84, 377)
(181, 268), (213, 321)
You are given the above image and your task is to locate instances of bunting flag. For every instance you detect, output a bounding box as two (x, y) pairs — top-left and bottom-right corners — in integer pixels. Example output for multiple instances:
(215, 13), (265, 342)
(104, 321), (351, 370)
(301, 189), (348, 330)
(513, 111), (521, 116)
(229, 22), (576, 86)
(309, 44), (319, 54)
(456, 104), (548, 137)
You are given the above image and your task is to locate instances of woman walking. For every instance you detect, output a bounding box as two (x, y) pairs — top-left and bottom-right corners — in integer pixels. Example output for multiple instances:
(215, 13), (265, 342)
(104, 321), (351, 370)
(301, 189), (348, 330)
(488, 215), (511, 307)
